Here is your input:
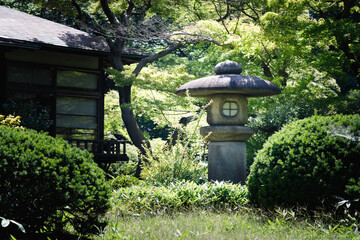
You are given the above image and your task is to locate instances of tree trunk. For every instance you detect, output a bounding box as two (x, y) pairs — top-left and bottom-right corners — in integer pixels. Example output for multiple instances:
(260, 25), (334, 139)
(337, 40), (360, 93)
(117, 85), (151, 177)
(260, 60), (273, 79)
(109, 40), (151, 178)
(278, 68), (288, 87)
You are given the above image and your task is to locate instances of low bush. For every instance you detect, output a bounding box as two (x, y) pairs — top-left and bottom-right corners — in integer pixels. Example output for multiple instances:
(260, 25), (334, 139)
(110, 181), (248, 216)
(246, 95), (316, 172)
(140, 131), (208, 185)
(0, 125), (110, 237)
(246, 90), (360, 172)
(247, 114), (360, 209)
(109, 174), (142, 189)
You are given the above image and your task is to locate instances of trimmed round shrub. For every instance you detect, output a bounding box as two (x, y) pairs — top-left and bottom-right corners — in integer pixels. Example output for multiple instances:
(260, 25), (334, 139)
(247, 114), (360, 208)
(0, 125), (111, 236)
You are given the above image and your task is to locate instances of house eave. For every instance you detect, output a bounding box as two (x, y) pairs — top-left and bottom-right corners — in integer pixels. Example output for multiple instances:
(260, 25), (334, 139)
(0, 37), (148, 66)
(0, 37), (108, 56)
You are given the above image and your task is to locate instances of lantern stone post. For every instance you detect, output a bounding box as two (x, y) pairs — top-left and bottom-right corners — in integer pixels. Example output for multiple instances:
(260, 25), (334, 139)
(176, 60), (281, 184)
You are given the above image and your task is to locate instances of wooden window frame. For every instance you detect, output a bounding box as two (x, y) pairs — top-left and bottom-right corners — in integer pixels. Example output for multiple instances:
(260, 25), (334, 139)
(3, 58), (105, 140)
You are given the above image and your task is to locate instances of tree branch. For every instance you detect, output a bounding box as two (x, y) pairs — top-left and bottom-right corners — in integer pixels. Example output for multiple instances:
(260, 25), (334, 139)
(338, 0), (357, 19)
(122, 0), (135, 26)
(258, 40), (273, 61)
(170, 32), (225, 46)
(71, 0), (83, 21)
(191, 0), (203, 20)
(100, 0), (120, 26)
(132, 42), (184, 76)
(212, 0), (230, 34)
(233, 14), (241, 34)
(241, 2), (261, 22)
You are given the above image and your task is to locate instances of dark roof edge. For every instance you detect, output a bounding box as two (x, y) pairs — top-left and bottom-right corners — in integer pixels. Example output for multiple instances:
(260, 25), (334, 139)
(0, 37), (108, 55)
(0, 37), (148, 59)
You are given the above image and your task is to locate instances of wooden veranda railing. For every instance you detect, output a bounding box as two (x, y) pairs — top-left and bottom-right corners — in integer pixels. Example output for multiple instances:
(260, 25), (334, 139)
(67, 139), (131, 163)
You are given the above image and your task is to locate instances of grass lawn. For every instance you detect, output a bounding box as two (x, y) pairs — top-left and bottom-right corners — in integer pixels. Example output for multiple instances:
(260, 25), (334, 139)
(96, 210), (360, 240)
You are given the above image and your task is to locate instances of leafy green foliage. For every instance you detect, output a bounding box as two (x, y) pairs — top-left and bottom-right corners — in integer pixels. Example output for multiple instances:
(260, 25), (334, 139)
(331, 90), (360, 115)
(0, 125), (111, 237)
(136, 115), (172, 140)
(0, 115), (22, 128)
(110, 181), (248, 216)
(140, 140), (208, 185)
(140, 109), (208, 185)
(2, 0), (80, 27)
(109, 174), (142, 189)
(104, 63), (201, 141)
(246, 92), (319, 169)
(247, 114), (360, 209)
(2, 100), (53, 132)
(104, 90), (129, 140)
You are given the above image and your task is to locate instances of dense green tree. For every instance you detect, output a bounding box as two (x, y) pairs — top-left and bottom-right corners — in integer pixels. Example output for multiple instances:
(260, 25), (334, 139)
(18, 0), (223, 176)
(238, 0), (360, 92)
(1, 0), (79, 27)
(305, 0), (360, 93)
(140, 0), (360, 168)
(98, 0), (360, 173)
(182, 0), (360, 93)
(5, 0), (359, 176)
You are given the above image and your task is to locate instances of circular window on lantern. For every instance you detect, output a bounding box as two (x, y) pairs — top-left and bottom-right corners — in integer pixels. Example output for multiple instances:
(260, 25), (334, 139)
(222, 101), (239, 117)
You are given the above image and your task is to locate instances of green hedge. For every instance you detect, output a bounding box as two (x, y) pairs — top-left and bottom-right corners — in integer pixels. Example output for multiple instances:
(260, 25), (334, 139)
(0, 125), (110, 236)
(247, 114), (360, 208)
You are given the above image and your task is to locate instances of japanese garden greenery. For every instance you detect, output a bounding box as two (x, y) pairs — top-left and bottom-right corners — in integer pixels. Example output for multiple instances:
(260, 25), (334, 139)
(1, 0), (360, 239)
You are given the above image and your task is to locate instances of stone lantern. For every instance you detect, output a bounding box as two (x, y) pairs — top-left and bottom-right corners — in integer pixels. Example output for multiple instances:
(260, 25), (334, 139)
(175, 60), (281, 184)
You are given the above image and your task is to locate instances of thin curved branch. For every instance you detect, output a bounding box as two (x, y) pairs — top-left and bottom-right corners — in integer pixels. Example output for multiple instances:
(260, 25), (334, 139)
(123, 0), (135, 26)
(100, 0), (120, 26)
(241, 2), (261, 22)
(132, 42), (184, 76)
(212, 1), (230, 34)
(170, 32), (225, 46)
(233, 14), (240, 34)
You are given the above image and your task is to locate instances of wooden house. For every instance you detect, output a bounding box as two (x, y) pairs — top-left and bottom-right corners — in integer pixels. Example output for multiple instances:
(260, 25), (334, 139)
(0, 6), (140, 163)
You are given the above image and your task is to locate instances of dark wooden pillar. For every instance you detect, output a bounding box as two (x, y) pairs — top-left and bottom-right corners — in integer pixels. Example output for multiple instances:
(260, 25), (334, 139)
(98, 56), (105, 141)
(0, 49), (7, 112)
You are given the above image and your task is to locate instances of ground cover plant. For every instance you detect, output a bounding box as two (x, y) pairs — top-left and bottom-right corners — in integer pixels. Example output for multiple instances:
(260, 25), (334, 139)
(109, 181), (248, 217)
(100, 177), (359, 240)
(248, 114), (360, 209)
(96, 210), (359, 240)
(0, 125), (110, 239)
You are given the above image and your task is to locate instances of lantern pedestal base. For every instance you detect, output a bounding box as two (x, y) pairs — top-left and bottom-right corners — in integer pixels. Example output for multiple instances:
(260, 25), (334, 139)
(208, 141), (247, 184)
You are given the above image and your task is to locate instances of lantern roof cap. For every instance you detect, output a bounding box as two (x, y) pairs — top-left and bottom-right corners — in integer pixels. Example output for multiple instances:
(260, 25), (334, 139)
(176, 60), (281, 97)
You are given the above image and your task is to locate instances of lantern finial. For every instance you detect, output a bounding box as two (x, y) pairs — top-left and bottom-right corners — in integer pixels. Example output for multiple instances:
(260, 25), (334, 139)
(214, 60), (242, 75)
